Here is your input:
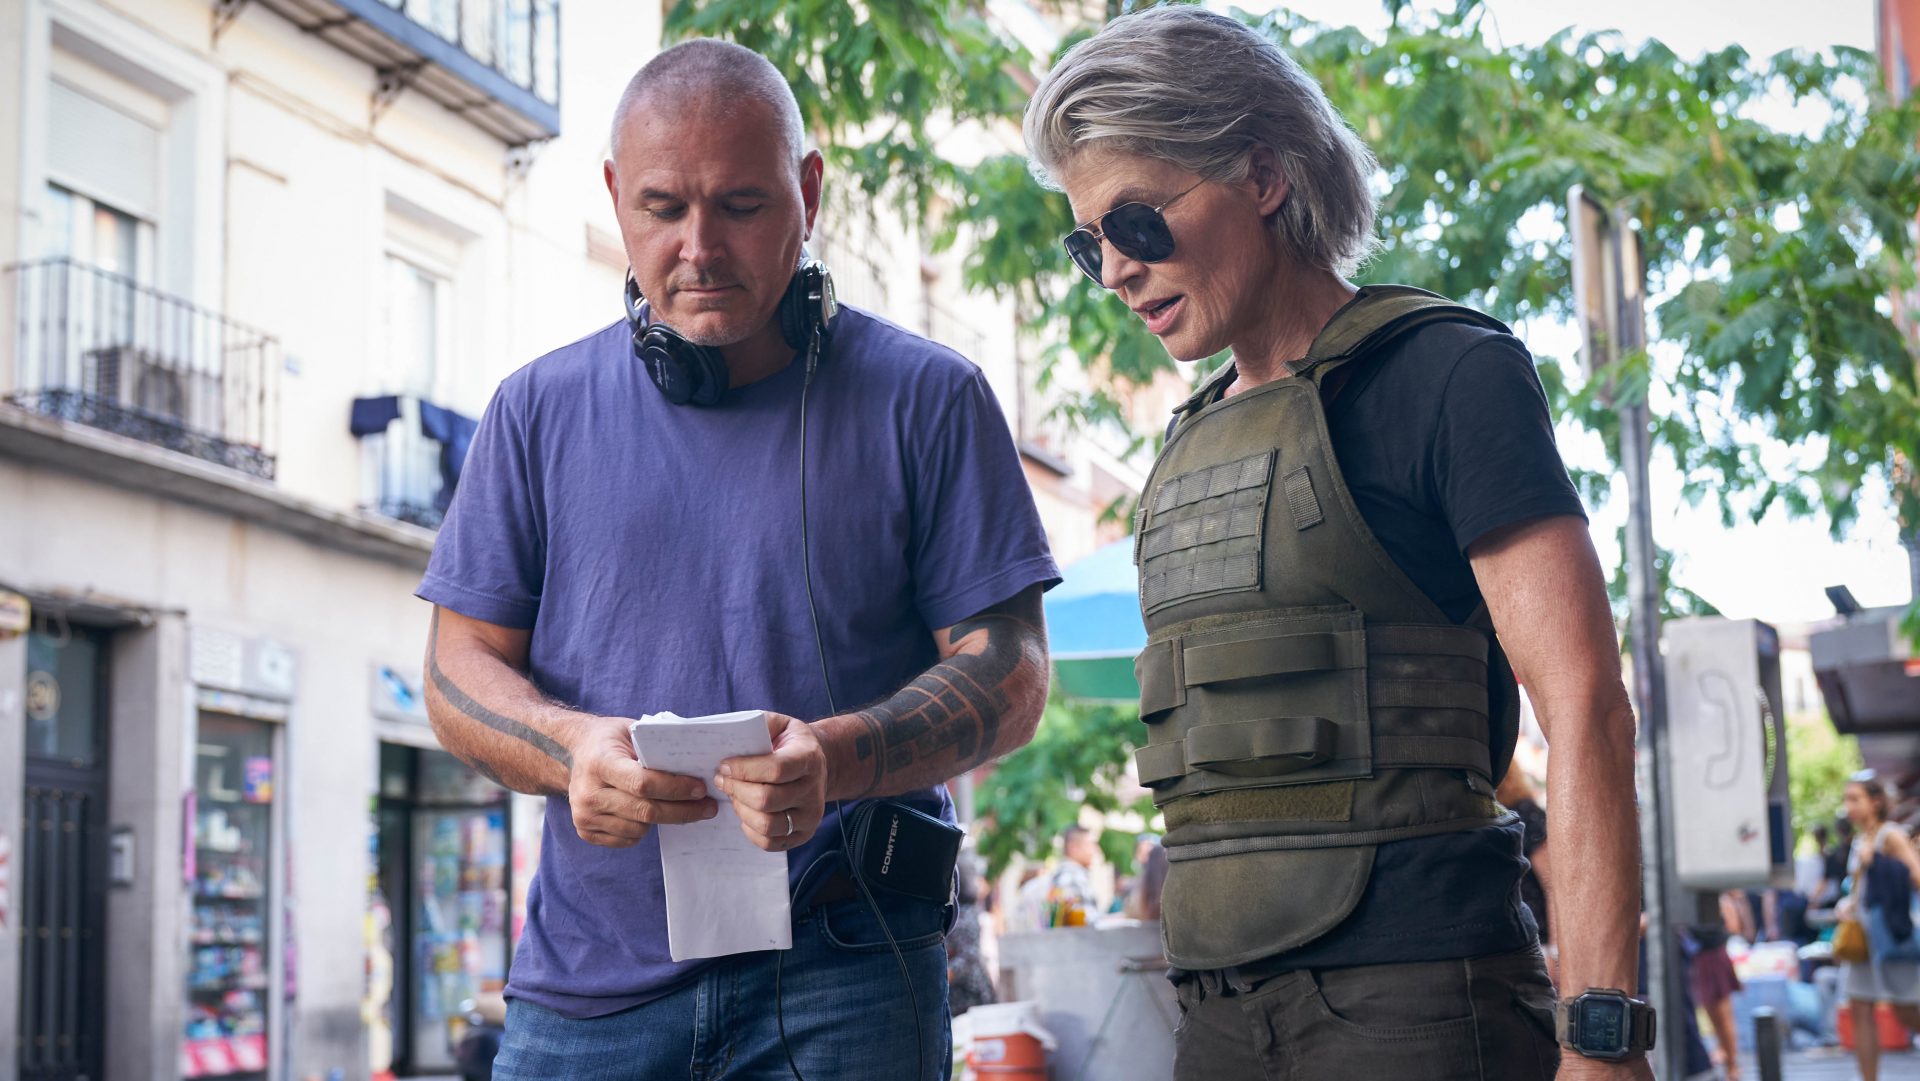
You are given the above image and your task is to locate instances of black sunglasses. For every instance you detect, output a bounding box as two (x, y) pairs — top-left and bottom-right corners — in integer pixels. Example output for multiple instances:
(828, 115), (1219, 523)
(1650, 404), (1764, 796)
(1062, 181), (1203, 285)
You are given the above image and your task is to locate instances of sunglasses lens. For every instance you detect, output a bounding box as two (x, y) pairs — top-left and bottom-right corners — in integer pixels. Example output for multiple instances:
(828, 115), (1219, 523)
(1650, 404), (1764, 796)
(1104, 203), (1176, 263)
(1063, 230), (1104, 283)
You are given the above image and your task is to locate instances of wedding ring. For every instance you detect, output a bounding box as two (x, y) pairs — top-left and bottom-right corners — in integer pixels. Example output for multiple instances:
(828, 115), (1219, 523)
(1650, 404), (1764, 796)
(785, 811), (795, 838)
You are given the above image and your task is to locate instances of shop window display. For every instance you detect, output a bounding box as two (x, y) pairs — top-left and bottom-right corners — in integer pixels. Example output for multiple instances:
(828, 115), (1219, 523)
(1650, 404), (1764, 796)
(374, 744), (510, 1074)
(183, 713), (275, 1080)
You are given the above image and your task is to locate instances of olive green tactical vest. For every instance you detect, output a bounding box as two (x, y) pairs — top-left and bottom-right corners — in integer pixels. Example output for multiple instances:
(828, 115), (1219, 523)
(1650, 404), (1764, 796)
(1133, 285), (1523, 971)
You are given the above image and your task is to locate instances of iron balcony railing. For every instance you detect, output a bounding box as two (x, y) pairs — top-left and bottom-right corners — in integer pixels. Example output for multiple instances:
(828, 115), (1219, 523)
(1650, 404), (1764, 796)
(358, 395), (447, 529)
(3, 258), (279, 479)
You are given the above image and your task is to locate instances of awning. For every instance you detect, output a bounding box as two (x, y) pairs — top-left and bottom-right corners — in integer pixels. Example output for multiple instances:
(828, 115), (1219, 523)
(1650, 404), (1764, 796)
(1044, 537), (1146, 704)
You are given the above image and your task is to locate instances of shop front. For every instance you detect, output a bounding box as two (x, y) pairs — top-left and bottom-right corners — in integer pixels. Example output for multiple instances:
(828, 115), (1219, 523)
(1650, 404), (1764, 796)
(182, 710), (279, 1080)
(180, 631), (297, 1081)
(365, 663), (538, 1079)
(374, 744), (511, 1075)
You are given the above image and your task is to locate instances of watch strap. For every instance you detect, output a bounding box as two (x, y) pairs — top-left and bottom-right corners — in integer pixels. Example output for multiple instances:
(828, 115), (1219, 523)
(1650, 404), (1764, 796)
(1630, 998), (1658, 1052)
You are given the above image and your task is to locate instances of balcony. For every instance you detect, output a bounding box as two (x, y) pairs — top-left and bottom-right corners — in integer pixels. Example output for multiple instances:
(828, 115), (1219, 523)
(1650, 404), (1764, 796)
(353, 394), (478, 529)
(3, 259), (278, 479)
(223, 0), (560, 145)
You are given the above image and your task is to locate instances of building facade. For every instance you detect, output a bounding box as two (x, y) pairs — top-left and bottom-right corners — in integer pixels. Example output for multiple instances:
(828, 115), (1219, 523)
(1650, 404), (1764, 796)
(0, 3), (1157, 1081)
(0, 2), (655, 1079)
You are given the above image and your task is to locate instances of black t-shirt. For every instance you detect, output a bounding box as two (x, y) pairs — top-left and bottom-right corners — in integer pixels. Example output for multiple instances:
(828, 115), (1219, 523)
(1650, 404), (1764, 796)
(1235, 317), (1587, 971)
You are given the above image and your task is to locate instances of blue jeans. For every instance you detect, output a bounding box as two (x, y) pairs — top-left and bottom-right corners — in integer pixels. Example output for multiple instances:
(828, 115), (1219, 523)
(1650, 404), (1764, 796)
(492, 891), (952, 1081)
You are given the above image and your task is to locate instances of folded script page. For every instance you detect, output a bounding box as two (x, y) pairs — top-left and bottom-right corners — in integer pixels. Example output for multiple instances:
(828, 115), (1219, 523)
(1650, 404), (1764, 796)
(628, 710), (792, 960)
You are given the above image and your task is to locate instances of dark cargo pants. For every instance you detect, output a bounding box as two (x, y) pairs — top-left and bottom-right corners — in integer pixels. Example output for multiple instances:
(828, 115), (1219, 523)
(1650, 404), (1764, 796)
(1171, 945), (1561, 1080)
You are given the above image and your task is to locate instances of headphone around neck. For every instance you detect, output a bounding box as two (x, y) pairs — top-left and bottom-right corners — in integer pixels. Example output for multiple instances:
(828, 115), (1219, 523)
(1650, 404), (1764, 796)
(623, 259), (838, 407)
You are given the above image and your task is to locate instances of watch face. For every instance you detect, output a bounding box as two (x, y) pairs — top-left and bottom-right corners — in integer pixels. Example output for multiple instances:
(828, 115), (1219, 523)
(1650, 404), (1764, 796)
(1579, 998), (1628, 1053)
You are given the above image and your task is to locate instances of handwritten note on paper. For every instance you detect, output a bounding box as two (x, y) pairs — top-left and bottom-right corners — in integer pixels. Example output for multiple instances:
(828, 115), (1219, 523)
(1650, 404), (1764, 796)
(628, 710), (792, 961)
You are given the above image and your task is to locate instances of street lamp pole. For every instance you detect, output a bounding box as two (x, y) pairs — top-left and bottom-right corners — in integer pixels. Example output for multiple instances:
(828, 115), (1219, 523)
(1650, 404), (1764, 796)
(1570, 186), (1686, 1079)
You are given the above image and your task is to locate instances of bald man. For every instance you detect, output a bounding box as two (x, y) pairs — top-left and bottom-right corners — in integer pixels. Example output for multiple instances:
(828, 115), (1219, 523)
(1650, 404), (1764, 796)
(416, 39), (1057, 1081)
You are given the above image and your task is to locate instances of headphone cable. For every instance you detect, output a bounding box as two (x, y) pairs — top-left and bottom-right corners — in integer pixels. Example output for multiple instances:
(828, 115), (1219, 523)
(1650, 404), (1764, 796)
(779, 329), (925, 1081)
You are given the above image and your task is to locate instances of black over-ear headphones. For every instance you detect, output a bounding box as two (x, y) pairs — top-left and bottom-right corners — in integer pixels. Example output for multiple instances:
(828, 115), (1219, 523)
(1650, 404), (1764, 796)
(623, 259), (838, 407)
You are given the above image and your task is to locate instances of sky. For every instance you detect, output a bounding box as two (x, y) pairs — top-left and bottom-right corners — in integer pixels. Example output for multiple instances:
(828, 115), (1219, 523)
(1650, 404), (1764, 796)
(1207, 0), (1914, 626)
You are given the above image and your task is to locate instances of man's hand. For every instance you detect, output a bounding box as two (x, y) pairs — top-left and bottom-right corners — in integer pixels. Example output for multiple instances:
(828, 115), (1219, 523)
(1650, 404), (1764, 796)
(1558, 1057), (1654, 1081)
(714, 712), (829, 851)
(566, 718), (717, 847)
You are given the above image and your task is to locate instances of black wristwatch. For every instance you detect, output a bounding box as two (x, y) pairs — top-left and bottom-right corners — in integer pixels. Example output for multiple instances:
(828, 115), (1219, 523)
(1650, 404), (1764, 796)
(1555, 989), (1657, 1060)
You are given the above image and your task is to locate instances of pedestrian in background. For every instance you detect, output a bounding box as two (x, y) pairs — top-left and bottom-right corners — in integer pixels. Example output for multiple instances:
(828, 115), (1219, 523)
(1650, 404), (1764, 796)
(1838, 774), (1920, 1081)
(1687, 911), (1742, 1081)
(1125, 833), (1167, 922)
(1777, 833), (1824, 947)
(947, 854), (998, 1017)
(1019, 826), (1101, 929)
(1824, 819), (1857, 908)
(1498, 767), (1553, 965)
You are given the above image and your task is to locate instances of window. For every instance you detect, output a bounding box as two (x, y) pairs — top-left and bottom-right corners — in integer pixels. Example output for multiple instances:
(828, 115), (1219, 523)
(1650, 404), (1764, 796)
(39, 55), (169, 414)
(44, 185), (146, 276)
(44, 183), (152, 340)
(45, 74), (162, 232)
(41, 67), (160, 347)
(384, 255), (445, 400)
(362, 247), (454, 524)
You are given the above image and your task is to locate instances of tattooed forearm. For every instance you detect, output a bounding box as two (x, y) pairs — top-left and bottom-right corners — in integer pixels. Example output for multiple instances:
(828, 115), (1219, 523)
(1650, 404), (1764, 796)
(426, 609), (573, 776)
(852, 614), (1022, 793)
(829, 587), (1048, 799)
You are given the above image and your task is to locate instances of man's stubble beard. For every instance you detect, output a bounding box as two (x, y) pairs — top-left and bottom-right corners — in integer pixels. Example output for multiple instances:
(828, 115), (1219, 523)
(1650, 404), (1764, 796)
(675, 308), (762, 349)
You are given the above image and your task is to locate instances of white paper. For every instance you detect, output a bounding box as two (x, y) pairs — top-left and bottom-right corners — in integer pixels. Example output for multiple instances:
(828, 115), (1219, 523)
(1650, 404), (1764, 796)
(628, 710), (792, 960)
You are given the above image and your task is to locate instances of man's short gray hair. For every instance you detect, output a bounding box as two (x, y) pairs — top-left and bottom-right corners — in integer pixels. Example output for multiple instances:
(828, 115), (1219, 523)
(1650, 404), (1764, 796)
(1024, 6), (1379, 275)
(611, 39), (806, 168)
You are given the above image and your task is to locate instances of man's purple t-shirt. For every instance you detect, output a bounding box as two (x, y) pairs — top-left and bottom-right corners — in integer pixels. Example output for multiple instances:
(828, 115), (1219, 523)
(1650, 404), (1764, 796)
(416, 306), (1060, 1018)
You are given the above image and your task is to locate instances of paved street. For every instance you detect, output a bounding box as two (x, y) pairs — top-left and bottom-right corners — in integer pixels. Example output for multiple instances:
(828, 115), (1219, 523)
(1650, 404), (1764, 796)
(1742, 1046), (1920, 1079)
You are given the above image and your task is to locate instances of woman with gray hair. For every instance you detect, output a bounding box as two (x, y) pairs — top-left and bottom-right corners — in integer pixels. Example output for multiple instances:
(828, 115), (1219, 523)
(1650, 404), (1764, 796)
(1026, 8), (1650, 1081)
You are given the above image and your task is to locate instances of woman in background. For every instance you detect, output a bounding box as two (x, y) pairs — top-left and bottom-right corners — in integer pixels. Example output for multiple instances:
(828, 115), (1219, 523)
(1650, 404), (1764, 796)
(1838, 774), (1920, 1081)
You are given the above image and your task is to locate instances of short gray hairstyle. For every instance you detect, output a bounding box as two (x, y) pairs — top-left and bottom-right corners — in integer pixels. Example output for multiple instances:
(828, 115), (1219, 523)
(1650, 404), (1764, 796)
(1024, 6), (1379, 274)
(611, 39), (806, 168)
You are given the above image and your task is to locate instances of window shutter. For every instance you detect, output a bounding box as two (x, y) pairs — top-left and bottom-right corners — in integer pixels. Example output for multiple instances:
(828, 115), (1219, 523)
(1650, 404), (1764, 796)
(46, 80), (160, 221)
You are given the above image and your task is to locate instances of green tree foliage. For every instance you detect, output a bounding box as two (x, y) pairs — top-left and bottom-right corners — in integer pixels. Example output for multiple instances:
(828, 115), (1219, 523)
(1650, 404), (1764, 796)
(668, 0), (1920, 538)
(664, 0), (1029, 216)
(1787, 714), (1863, 845)
(971, 692), (1157, 878)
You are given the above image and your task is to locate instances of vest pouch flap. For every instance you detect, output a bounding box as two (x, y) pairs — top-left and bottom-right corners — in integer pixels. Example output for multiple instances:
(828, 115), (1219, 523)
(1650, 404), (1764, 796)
(1136, 638), (1185, 719)
(1186, 716), (1336, 776)
(1183, 628), (1364, 686)
(1137, 608), (1372, 801)
(1160, 842), (1376, 969)
(1136, 716), (1336, 788)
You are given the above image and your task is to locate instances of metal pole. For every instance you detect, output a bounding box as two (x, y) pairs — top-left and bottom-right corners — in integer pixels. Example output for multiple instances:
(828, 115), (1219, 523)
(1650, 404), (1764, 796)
(1905, 534), (1919, 601)
(1754, 1006), (1784, 1081)
(1609, 206), (1687, 1081)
